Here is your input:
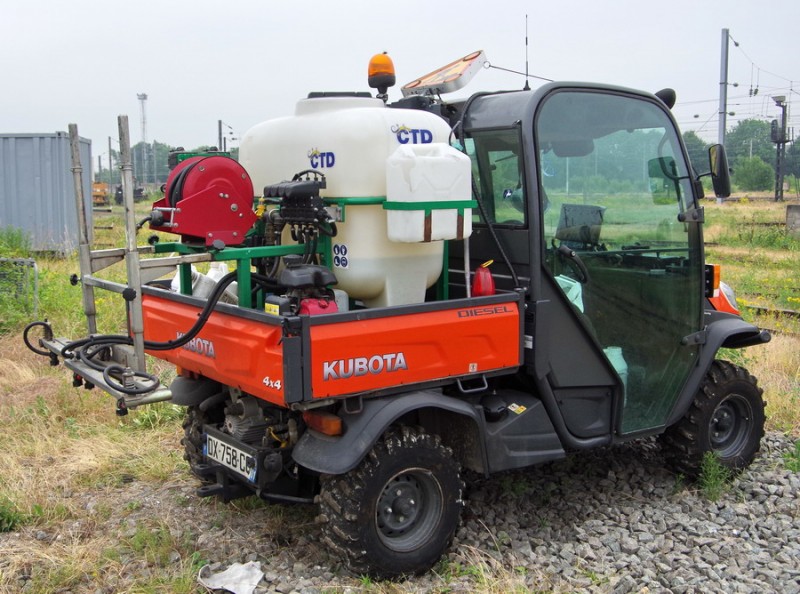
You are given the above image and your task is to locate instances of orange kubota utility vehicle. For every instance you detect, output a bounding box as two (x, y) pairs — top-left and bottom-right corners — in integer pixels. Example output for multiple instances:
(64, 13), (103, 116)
(26, 52), (769, 577)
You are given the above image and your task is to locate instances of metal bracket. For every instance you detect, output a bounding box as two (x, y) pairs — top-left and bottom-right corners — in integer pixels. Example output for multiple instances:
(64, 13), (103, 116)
(457, 374), (489, 394)
(325, 204), (343, 222)
(678, 207), (704, 224)
(681, 329), (707, 346)
(342, 395), (364, 415)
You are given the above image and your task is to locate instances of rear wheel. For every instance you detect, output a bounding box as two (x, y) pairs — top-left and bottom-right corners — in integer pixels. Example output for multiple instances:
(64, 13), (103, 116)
(661, 360), (765, 477)
(318, 426), (462, 577)
(181, 405), (224, 480)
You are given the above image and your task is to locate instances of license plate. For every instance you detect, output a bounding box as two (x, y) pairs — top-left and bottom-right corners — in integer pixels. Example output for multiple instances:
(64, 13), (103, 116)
(205, 432), (257, 483)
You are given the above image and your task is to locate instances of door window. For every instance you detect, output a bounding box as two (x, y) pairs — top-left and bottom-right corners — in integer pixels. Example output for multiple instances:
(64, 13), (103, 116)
(536, 91), (702, 433)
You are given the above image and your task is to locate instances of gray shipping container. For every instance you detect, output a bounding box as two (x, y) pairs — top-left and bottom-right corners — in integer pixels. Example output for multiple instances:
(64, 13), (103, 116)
(0, 132), (92, 253)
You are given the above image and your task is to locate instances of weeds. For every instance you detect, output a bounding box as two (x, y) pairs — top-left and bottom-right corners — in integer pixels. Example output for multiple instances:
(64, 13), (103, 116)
(671, 473), (686, 496)
(127, 402), (185, 430)
(698, 452), (732, 502)
(580, 568), (609, 587)
(498, 473), (531, 498)
(0, 495), (23, 532)
(0, 225), (33, 256)
(783, 440), (800, 472)
(436, 545), (534, 592)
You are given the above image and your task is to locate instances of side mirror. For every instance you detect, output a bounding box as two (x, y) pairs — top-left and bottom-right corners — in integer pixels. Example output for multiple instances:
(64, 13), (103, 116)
(708, 144), (731, 198)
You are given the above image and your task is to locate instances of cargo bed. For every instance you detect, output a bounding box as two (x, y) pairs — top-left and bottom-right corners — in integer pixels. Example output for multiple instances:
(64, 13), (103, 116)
(141, 285), (524, 408)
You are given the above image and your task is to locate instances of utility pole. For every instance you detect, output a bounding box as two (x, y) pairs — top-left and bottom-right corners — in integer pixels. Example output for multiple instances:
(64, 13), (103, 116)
(718, 28), (730, 148)
(218, 119), (223, 151)
(108, 137), (113, 185)
(772, 96), (788, 202)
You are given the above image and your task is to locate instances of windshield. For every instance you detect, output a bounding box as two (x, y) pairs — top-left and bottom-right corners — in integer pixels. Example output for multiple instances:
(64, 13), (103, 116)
(537, 91), (695, 250)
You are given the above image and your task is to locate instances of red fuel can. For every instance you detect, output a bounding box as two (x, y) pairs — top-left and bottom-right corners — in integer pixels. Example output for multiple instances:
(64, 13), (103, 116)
(299, 298), (339, 316)
(471, 260), (495, 296)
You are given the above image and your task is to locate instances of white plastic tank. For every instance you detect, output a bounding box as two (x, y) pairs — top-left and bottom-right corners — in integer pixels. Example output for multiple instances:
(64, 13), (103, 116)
(239, 96), (458, 307)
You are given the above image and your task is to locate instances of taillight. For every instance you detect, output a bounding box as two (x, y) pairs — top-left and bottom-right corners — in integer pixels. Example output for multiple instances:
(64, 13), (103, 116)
(303, 410), (343, 436)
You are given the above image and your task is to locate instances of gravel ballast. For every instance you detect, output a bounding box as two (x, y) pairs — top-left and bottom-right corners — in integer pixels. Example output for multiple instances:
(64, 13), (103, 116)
(4, 431), (798, 593)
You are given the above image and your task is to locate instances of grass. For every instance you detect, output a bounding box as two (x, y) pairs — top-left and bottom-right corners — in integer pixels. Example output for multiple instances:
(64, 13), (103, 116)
(704, 197), (800, 319)
(0, 496), (23, 533)
(784, 441), (800, 473)
(704, 197), (800, 433)
(697, 452), (732, 502)
(1, 196), (799, 591)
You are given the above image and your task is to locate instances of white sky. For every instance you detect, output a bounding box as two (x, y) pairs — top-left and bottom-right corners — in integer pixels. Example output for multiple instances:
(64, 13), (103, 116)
(1, 0), (798, 167)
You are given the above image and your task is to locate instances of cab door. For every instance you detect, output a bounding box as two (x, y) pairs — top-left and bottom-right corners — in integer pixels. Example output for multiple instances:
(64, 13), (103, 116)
(535, 89), (703, 435)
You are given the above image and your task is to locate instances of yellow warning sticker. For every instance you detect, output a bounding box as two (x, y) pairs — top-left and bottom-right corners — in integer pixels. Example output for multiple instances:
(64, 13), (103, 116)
(508, 403), (527, 414)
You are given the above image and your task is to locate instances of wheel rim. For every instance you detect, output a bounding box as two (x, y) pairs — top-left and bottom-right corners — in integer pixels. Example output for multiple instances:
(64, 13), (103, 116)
(709, 393), (753, 458)
(375, 468), (443, 553)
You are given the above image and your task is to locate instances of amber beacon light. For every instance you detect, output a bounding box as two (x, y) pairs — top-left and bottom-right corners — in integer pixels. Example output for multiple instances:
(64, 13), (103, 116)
(368, 52), (396, 101)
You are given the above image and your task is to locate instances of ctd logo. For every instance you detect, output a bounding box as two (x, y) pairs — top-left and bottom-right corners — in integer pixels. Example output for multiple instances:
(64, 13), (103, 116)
(308, 148), (335, 169)
(392, 124), (433, 144)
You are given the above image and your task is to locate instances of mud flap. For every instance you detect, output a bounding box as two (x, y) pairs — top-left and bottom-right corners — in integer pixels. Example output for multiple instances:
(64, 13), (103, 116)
(292, 390), (486, 475)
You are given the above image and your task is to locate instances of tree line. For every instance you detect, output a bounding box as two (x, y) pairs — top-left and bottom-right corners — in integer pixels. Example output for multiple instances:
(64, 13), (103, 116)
(94, 141), (238, 187)
(683, 119), (798, 192)
(94, 121), (792, 194)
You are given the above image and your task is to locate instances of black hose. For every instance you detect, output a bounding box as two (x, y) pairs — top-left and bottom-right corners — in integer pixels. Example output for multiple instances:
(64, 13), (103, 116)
(62, 268), (281, 359)
(453, 91), (522, 290)
(23, 321), (53, 356)
(471, 175), (521, 288)
(135, 215), (152, 230)
(56, 270), (242, 395)
(102, 364), (160, 395)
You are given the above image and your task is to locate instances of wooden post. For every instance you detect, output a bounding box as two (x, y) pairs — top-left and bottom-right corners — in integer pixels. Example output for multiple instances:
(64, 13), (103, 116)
(118, 116), (146, 371)
(68, 124), (97, 334)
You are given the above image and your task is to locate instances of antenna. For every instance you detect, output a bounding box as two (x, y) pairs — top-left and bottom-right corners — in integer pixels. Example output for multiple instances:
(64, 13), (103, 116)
(523, 15), (530, 91)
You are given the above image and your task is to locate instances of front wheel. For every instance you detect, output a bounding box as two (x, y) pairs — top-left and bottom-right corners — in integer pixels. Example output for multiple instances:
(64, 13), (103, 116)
(661, 360), (765, 477)
(318, 426), (463, 578)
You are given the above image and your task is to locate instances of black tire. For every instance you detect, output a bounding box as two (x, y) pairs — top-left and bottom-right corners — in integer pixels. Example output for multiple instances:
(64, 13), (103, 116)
(181, 405), (224, 480)
(661, 360), (765, 477)
(318, 426), (463, 578)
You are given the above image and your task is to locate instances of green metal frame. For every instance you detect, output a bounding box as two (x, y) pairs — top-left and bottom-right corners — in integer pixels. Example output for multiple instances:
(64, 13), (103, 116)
(382, 199), (476, 217)
(153, 194), (473, 310)
(154, 241), (322, 309)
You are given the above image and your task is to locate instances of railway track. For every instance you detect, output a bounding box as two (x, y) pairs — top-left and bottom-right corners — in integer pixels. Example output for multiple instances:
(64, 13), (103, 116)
(744, 304), (800, 337)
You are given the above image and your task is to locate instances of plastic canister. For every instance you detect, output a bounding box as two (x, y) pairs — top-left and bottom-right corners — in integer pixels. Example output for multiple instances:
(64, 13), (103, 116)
(170, 264), (238, 304)
(332, 289), (350, 312)
(385, 143), (472, 242)
(471, 260), (495, 296)
(603, 346), (628, 403)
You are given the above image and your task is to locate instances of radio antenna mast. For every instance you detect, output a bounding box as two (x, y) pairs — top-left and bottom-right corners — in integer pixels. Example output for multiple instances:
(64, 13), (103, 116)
(523, 15), (530, 91)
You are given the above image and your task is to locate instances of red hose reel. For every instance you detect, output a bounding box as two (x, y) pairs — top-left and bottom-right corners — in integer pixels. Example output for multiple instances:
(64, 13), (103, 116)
(150, 156), (257, 247)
